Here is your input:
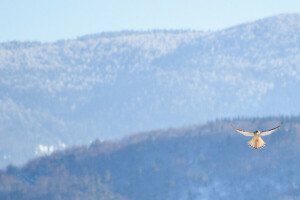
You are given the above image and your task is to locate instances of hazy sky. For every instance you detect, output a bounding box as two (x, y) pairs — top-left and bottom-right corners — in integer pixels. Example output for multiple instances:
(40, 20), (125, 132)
(1, 0), (300, 42)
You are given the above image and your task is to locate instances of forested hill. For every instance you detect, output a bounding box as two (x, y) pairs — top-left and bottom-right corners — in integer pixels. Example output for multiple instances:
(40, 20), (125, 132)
(2, 13), (300, 168)
(1, 116), (300, 200)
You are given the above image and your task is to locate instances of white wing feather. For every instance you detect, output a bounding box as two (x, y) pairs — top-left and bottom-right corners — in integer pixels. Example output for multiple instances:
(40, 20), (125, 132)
(260, 123), (281, 136)
(231, 124), (255, 136)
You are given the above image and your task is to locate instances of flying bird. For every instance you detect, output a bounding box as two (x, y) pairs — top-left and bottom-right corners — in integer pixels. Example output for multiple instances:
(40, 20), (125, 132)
(231, 123), (281, 149)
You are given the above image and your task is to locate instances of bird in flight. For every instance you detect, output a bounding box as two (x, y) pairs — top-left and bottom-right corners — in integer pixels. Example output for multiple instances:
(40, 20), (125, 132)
(231, 123), (281, 149)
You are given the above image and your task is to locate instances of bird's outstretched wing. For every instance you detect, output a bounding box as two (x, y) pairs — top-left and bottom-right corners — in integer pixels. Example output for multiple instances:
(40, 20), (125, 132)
(231, 124), (255, 136)
(260, 123), (282, 136)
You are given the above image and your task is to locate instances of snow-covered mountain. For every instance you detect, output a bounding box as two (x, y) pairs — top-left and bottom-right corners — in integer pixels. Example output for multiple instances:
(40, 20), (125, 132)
(1, 13), (300, 168)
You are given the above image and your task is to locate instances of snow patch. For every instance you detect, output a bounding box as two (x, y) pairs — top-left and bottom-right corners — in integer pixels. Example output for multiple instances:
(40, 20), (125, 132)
(35, 142), (66, 155)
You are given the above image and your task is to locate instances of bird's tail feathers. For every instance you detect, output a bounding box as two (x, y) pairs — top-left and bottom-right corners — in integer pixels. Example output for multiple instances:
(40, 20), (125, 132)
(248, 137), (265, 149)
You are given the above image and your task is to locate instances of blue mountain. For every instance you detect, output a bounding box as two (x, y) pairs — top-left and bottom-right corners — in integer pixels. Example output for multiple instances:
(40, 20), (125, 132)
(1, 14), (300, 167)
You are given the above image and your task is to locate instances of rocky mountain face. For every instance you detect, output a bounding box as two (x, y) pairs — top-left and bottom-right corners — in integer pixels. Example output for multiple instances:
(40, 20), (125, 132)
(1, 14), (300, 167)
(0, 117), (298, 200)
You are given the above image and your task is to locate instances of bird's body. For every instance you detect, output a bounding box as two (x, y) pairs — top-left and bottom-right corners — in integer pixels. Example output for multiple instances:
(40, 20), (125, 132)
(231, 124), (281, 149)
(248, 131), (265, 149)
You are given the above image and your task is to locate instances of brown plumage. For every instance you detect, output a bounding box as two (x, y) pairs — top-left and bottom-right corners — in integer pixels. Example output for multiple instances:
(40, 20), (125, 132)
(231, 123), (281, 149)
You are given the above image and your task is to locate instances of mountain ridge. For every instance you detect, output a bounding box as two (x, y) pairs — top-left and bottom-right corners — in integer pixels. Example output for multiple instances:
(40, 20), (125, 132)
(1, 13), (300, 168)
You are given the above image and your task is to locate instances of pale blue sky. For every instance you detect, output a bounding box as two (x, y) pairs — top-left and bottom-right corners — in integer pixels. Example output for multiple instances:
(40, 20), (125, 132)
(1, 0), (300, 42)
